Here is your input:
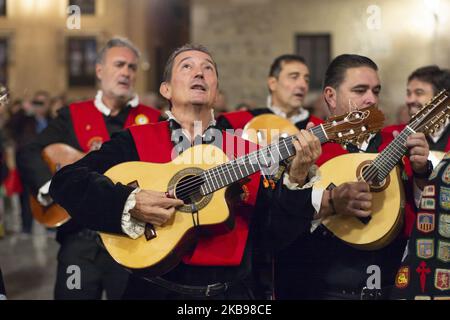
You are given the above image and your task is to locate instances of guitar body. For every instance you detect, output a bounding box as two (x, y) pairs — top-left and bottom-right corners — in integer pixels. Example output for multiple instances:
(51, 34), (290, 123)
(30, 197), (71, 227)
(30, 144), (85, 227)
(316, 153), (405, 250)
(242, 114), (299, 145)
(99, 144), (231, 274)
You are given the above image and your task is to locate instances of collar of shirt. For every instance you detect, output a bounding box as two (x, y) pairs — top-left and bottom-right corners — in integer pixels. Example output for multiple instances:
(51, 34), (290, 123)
(94, 90), (139, 116)
(429, 118), (449, 143)
(266, 95), (310, 124)
(165, 109), (216, 141)
(358, 133), (376, 152)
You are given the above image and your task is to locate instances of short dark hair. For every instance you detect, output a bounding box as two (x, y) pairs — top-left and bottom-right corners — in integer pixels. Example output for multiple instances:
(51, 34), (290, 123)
(268, 54), (307, 78)
(96, 37), (141, 64)
(323, 54), (378, 89)
(163, 44), (218, 83)
(408, 65), (450, 95)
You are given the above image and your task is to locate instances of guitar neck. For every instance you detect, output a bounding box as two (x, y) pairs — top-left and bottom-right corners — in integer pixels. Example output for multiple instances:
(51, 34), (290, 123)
(367, 127), (413, 181)
(200, 124), (329, 195)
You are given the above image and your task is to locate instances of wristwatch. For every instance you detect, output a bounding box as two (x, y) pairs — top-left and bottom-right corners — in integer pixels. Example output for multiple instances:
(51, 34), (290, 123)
(412, 160), (433, 179)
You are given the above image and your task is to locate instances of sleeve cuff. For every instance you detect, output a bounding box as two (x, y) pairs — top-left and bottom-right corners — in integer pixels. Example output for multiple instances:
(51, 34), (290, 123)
(311, 187), (325, 232)
(121, 187), (145, 239)
(283, 164), (320, 190)
(37, 180), (53, 206)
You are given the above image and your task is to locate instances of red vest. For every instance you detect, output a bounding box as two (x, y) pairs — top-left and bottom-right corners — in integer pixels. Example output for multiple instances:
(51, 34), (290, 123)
(129, 121), (260, 266)
(69, 100), (161, 152)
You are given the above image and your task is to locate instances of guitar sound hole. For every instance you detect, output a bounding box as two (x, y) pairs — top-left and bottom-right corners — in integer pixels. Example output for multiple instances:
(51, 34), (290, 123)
(358, 162), (390, 192)
(174, 174), (204, 204)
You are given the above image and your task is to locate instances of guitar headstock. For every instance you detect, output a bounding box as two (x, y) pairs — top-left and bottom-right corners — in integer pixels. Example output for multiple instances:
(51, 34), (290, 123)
(409, 89), (450, 135)
(323, 105), (385, 144)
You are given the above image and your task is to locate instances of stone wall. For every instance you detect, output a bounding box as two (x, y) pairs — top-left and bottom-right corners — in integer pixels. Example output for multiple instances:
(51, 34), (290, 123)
(191, 0), (450, 122)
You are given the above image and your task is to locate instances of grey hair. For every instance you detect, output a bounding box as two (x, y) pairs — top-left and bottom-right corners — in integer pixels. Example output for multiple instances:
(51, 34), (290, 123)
(163, 44), (218, 82)
(96, 37), (141, 64)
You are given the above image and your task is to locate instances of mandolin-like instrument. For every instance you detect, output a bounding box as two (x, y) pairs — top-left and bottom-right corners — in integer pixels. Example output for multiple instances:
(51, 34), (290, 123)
(316, 90), (450, 250)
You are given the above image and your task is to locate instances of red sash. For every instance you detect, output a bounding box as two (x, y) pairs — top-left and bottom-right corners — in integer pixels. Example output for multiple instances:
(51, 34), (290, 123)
(219, 110), (255, 130)
(69, 100), (160, 152)
(129, 121), (260, 266)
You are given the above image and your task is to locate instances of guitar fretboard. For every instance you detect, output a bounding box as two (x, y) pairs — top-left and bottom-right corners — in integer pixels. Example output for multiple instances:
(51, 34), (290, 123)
(200, 124), (328, 195)
(366, 127), (414, 181)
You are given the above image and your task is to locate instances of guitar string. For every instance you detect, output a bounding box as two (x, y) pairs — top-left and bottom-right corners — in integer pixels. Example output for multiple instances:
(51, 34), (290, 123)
(172, 122), (333, 196)
(171, 122), (350, 194)
(175, 137), (296, 198)
(174, 116), (377, 198)
(176, 121), (377, 198)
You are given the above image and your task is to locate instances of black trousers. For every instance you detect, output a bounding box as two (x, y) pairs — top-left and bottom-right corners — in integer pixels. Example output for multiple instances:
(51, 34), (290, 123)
(122, 262), (260, 300)
(275, 226), (407, 300)
(54, 232), (129, 300)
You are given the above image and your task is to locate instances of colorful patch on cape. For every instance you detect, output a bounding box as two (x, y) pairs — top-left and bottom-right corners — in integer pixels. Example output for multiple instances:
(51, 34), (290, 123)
(439, 214), (450, 238)
(417, 213), (435, 233)
(422, 185), (435, 197)
(417, 239), (434, 259)
(437, 240), (450, 263)
(421, 197), (436, 210)
(440, 186), (450, 211)
(434, 269), (450, 291)
(395, 266), (410, 289)
(135, 114), (150, 125)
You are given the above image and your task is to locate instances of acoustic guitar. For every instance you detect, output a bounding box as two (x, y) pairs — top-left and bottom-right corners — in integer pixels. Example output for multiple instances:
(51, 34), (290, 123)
(30, 144), (85, 227)
(316, 90), (450, 250)
(99, 106), (384, 274)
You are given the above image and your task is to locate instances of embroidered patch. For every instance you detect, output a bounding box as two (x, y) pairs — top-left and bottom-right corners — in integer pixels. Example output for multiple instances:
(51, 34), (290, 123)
(422, 185), (436, 197)
(417, 239), (434, 259)
(135, 114), (149, 125)
(87, 136), (103, 151)
(437, 240), (450, 263)
(439, 214), (450, 238)
(443, 164), (450, 184)
(421, 198), (436, 210)
(414, 296), (431, 300)
(440, 186), (450, 211)
(417, 213), (435, 233)
(395, 266), (410, 289)
(434, 269), (450, 291)
(416, 261), (431, 293)
(430, 162), (446, 180)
